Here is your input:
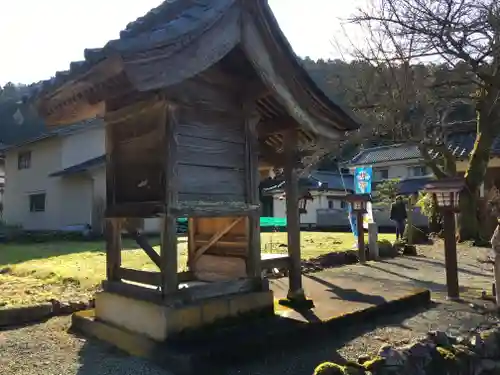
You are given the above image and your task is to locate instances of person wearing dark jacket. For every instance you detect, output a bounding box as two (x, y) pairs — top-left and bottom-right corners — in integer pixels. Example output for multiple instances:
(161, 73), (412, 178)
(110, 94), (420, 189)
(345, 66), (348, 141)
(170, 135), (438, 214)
(390, 196), (407, 241)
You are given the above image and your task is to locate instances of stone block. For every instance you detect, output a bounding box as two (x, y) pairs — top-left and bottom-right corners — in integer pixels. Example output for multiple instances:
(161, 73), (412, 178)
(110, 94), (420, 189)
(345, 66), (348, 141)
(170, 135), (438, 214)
(95, 292), (168, 341)
(166, 304), (202, 334)
(201, 298), (230, 325)
(228, 291), (273, 316)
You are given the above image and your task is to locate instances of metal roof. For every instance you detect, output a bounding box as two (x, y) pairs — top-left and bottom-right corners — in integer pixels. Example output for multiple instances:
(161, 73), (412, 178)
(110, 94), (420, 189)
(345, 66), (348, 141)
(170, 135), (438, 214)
(49, 154), (105, 177)
(2, 118), (103, 151)
(446, 131), (500, 159)
(397, 177), (434, 195)
(349, 144), (422, 165)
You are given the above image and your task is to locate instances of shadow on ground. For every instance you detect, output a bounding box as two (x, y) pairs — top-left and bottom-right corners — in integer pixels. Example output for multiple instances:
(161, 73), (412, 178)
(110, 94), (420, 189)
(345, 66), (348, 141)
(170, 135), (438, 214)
(74, 302), (434, 375)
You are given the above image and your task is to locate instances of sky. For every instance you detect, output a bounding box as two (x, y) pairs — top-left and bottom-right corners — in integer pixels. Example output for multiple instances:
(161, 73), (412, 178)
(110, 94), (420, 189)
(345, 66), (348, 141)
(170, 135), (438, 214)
(0, 0), (364, 86)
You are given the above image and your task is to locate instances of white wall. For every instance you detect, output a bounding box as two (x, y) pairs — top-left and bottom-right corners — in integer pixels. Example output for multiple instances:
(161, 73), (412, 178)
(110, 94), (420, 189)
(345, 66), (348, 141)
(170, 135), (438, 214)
(59, 176), (94, 227)
(61, 126), (105, 169)
(272, 190), (347, 225)
(3, 138), (64, 230)
(351, 159), (432, 182)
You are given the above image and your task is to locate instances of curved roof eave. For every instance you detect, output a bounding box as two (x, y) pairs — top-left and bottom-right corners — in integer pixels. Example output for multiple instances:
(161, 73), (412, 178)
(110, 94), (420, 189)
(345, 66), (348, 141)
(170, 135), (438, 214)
(32, 0), (359, 137)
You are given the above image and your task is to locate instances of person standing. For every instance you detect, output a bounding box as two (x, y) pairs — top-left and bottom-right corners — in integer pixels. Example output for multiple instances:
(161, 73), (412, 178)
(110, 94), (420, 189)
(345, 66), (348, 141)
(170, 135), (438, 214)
(390, 196), (407, 241)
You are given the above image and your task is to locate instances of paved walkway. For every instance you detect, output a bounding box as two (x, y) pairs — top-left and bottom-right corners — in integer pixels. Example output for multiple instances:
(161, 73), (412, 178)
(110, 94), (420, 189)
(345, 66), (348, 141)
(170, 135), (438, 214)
(271, 244), (493, 321)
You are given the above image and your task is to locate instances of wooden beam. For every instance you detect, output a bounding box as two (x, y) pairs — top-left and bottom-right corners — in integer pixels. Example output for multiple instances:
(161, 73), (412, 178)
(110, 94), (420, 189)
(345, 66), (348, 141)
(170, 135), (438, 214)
(124, 228), (161, 268)
(192, 217), (244, 264)
(105, 202), (165, 218)
(102, 280), (163, 304)
(284, 129), (305, 300)
(259, 142), (309, 167)
(116, 268), (161, 286)
(161, 103), (179, 295)
(105, 218), (122, 282)
(245, 103), (262, 279)
(103, 278), (269, 307)
(163, 277), (267, 307)
(187, 218), (196, 270)
(170, 202), (259, 217)
(257, 116), (298, 136)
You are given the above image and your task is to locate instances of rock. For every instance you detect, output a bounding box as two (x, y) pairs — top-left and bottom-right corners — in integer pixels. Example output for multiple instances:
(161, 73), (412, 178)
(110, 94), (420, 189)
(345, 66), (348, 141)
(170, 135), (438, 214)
(378, 345), (407, 367)
(59, 302), (72, 315)
(69, 301), (87, 312)
(480, 329), (500, 358)
(362, 356), (385, 372)
(357, 354), (371, 364)
(481, 358), (497, 371)
(470, 333), (484, 352)
(401, 342), (435, 363)
(378, 240), (398, 258)
(403, 244), (418, 256)
(313, 362), (348, 375)
(427, 330), (451, 346)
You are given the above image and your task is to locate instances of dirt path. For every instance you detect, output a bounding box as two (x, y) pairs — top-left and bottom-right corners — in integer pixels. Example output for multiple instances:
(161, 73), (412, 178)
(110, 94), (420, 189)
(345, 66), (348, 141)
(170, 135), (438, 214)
(0, 242), (497, 375)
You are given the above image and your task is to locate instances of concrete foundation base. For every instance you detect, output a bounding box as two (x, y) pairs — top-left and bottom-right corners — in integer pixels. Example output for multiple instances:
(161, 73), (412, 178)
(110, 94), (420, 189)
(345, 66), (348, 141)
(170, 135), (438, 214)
(94, 290), (274, 341)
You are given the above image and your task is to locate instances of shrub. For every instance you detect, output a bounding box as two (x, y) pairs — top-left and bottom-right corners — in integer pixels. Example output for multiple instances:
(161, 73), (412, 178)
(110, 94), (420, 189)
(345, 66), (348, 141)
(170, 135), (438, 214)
(403, 224), (430, 245)
(377, 239), (398, 258)
(313, 362), (347, 375)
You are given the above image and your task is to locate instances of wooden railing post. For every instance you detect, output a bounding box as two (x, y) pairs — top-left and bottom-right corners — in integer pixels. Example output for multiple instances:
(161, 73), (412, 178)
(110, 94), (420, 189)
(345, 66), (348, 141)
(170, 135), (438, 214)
(161, 103), (179, 294)
(284, 128), (305, 301)
(106, 218), (122, 282)
(245, 104), (262, 279)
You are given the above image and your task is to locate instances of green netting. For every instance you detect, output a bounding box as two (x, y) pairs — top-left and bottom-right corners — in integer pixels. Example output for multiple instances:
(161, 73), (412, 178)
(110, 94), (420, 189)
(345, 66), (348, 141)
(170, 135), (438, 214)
(260, 217), (287, 227)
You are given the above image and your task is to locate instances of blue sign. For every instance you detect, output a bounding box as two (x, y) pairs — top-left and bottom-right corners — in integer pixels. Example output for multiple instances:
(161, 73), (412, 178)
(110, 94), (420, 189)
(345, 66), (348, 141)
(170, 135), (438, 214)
(354, 167), (373, 194)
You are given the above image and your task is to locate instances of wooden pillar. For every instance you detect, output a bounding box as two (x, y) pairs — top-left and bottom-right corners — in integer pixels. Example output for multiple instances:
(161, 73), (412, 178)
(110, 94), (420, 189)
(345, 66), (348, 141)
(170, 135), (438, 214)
(443, 209), (459, 300)
(106, 218), (122, 281)
(187, 218), (196, 270)
(356, 212), (366, 263)
(161, 103), (178, 294)
(245, 107), (262, 279)
(284, 129), (305, 300)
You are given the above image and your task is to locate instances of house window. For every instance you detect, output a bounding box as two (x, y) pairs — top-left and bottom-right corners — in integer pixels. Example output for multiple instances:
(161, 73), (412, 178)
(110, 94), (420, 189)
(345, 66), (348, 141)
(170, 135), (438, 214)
(29, 193), (46, 212)
(341, 200), (347, 210)
(328, 200), (334, 209)
(378, 169), (389, 180)
(409, 166), (427, 177)
(18, 151), (31, 170)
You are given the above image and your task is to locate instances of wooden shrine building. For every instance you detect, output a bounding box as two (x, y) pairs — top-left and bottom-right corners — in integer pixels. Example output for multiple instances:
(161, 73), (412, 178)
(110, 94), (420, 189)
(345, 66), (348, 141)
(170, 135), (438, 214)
(33, 0), (358, 340)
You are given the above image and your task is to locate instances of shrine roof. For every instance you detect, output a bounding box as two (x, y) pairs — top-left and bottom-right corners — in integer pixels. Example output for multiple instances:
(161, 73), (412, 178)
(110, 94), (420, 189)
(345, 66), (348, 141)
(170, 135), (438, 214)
(31, 0), (359, 138)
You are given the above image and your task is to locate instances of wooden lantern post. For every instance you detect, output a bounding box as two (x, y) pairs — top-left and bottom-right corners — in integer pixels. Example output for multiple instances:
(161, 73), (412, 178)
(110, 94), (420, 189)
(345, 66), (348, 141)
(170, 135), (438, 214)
(345, 193), (371, 264)
(424, 178), (465, 300)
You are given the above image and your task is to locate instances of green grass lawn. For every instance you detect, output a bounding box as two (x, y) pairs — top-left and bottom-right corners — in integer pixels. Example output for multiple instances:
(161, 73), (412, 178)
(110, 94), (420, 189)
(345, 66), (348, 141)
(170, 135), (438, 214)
(0, 232), (395, 307)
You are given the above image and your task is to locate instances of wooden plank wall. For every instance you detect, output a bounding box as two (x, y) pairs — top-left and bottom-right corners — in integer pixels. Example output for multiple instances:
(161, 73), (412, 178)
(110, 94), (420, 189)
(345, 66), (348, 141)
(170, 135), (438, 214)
(190, 216), (249, 282)
(175, 78), (247, 203)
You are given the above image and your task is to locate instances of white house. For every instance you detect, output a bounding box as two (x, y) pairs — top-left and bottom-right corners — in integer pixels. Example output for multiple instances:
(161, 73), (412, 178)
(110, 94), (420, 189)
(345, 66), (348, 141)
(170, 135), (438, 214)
(344, 144), (433, 228)
(264, 171), (354, 228)
(2, 120), (158, 232)
(347, 144), (432, 182)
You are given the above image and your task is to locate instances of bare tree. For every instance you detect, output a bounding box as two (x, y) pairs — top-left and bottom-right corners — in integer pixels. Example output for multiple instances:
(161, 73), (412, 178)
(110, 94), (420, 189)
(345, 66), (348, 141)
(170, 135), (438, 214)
(340, 0), (500, 241)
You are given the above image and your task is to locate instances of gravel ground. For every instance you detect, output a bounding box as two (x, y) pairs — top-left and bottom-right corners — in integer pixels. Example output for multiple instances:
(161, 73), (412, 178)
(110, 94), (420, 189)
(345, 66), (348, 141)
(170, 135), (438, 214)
(0, 242), (498, 375)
